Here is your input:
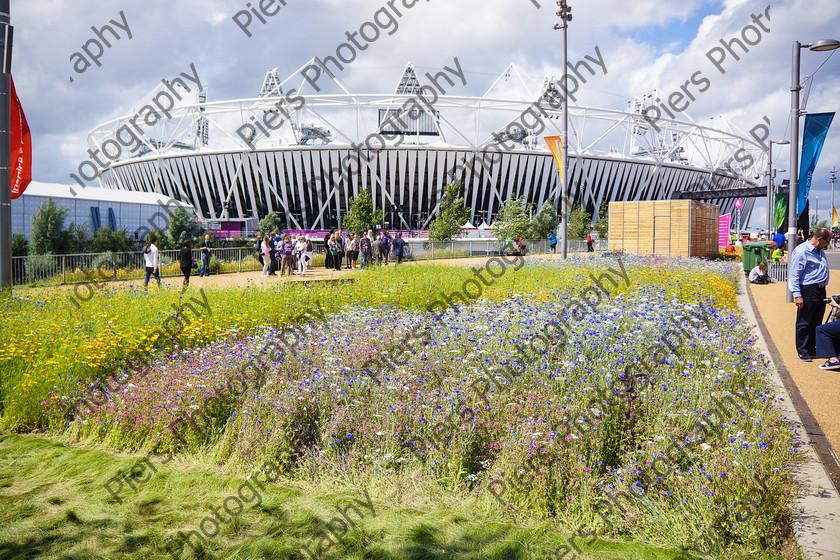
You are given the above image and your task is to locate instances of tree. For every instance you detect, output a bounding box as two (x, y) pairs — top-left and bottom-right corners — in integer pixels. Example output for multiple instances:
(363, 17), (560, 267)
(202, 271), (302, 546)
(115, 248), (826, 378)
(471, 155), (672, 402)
(258, 212), (285, 238)
(594, 202), (609, 238)
(91, 227), (133, 253)
(568, 204), (592, 239)
(492, 196), (533, 241)
(528, 202), (559, 239)
(811, 216), (829, 230)
(343, 188), (384, 236)
(30, 198), (68, 255)
(428, 183), (470, 241)
(11, 233), (28, 257)
(168, 207), (200, 247)
(65, 223), (90, 254)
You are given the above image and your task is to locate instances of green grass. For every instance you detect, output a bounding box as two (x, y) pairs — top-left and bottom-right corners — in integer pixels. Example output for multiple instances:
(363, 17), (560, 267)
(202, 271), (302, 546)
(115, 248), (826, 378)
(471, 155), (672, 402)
(0, 433), (703, 560)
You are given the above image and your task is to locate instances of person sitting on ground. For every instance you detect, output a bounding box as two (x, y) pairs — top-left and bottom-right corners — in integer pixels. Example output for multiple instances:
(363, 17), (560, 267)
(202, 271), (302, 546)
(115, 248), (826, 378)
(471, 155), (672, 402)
(772, 247), (786, 264)
(816, 296), (840, 370)
(749, 262), (771, 284)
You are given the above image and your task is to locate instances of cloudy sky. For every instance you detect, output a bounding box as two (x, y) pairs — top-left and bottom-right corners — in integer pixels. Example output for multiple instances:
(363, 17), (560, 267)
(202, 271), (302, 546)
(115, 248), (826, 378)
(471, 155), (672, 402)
(11, 0), (840, 228)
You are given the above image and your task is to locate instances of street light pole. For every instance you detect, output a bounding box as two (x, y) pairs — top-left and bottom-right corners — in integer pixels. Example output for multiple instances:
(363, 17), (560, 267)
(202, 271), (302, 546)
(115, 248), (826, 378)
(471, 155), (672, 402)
(787, 39), (840, 303)
(554, 1), (572, 259)
(0, 0), (11, 292)
(788, 41), (802, 284)
(767, 142), (774, 235)
(766, 140), (790, 235)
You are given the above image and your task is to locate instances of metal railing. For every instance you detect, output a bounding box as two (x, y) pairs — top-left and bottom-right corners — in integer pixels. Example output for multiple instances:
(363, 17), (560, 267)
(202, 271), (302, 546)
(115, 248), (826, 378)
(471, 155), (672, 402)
(769, 262), (788, 282)
(10, 238), (607, 288)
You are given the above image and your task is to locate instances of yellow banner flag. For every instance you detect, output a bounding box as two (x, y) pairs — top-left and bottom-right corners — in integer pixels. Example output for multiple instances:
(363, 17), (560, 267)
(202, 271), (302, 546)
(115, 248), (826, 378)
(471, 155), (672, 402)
(544, 135), (563, 181)
(833, 205), (838, 228)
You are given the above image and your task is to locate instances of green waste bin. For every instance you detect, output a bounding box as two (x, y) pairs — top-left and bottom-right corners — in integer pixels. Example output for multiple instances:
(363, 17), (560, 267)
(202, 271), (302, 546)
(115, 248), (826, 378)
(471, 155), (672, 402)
(742, 241), (772, 273)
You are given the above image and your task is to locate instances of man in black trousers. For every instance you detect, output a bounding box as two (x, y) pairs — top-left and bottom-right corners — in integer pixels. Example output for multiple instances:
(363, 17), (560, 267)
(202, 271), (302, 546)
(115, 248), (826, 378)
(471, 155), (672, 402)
(788, 228), (831, 361)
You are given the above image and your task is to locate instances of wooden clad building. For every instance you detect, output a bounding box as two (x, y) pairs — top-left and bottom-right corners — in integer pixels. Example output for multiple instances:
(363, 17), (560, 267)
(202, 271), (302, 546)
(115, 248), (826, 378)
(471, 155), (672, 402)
(608, 200), (719, 258)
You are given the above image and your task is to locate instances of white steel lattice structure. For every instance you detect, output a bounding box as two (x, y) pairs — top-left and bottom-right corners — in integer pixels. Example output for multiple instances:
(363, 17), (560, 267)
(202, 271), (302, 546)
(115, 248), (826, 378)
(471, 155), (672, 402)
(90, 61), (765, 230)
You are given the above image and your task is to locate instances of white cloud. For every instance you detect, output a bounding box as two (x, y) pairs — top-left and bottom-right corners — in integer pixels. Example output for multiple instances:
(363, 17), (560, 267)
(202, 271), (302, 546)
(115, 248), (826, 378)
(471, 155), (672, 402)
(10, 0), (840, 229)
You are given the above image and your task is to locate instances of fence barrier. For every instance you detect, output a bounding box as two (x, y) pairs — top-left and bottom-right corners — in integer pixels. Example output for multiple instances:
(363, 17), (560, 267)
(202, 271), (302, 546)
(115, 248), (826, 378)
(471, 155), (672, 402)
(769, 262), (788, 283)
(10, 238), (608, 288)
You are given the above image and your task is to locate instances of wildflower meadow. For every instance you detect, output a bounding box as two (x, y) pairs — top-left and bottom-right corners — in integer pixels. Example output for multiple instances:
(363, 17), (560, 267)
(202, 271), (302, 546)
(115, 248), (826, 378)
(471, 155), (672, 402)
(0, 257), (802, 559)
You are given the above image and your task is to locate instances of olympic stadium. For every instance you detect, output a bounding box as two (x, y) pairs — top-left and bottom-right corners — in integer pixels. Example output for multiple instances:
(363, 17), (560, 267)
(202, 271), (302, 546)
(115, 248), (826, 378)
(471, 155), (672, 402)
(88, 60), (766, 232)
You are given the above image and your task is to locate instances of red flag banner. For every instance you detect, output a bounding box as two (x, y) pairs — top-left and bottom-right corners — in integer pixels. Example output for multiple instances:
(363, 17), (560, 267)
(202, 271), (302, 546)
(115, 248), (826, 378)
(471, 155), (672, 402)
(10, 76), (32, 199)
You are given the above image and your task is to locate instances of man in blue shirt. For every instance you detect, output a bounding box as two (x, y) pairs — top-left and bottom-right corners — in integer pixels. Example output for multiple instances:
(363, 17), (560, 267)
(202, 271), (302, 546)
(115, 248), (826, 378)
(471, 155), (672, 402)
(772, 229), (787, 251)
(788, 228), (831, 361)
(391, 233), (406, 264)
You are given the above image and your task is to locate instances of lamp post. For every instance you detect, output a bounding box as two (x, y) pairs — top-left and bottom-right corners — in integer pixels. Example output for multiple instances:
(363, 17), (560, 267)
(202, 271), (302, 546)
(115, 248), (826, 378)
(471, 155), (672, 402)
(554, 1), (572, 259)
(816, 195), (820, 226)
(787, 39), (840, 302)
(0, 0), (12, 291)
(766, 140), (789, 235)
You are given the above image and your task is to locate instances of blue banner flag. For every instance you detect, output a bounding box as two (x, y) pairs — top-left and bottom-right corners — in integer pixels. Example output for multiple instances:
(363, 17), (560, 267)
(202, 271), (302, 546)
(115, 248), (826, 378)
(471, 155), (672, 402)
(798, 112), (835, 216)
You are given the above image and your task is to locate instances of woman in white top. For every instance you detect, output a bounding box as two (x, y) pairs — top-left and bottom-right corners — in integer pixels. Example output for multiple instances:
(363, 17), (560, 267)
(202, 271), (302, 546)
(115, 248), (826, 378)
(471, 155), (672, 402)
(295, 235), (308, 275)
(143, 235), (161, 287)
(260, 236), (272, 277)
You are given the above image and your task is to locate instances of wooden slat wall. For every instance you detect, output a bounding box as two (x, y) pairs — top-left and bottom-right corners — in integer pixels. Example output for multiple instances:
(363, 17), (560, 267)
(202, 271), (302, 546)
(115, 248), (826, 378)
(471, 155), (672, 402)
(609, 200), (719, 257)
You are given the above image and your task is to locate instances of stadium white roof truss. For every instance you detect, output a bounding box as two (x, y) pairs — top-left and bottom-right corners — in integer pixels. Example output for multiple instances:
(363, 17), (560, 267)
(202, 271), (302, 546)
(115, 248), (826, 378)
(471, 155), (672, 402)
(90, 62), (764, 227)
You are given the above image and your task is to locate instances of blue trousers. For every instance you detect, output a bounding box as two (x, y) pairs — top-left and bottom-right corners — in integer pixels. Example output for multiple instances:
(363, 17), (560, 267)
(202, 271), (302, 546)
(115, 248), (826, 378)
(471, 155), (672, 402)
(143, 266), (160, 287)
(816, 317), (840, 359)
(200, 254), (211, 276)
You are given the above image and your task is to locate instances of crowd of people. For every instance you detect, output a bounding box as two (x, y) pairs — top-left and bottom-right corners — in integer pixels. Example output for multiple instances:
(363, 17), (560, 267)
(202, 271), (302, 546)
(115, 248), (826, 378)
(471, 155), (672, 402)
(256, 230), (407, 277)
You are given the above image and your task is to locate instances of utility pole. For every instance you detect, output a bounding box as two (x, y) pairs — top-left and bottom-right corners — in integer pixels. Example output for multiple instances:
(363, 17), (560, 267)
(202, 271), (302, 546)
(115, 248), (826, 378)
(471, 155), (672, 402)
(0, 0), (12, 291)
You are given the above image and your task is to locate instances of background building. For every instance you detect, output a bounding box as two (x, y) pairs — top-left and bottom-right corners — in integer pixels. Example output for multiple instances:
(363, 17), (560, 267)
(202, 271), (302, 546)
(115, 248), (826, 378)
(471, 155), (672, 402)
(89, 63), (765, 233)
(12, 182), (196, 240)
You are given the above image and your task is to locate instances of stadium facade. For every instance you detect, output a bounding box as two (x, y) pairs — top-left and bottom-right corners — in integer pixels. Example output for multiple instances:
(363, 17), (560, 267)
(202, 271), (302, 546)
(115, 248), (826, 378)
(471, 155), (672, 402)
(88, 61), (765, 232)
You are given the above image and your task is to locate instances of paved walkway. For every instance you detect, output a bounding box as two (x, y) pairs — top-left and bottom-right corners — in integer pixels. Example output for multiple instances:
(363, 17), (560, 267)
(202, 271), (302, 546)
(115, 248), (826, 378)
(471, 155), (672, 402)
(17, 251), (586, 294)
(744, 273), (840, 558)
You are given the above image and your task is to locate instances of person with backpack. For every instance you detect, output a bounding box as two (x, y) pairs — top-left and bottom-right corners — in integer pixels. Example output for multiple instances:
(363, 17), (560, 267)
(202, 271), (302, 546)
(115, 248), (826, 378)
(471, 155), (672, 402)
(199, 234), (213, 276)
(143, 235), (161, 287)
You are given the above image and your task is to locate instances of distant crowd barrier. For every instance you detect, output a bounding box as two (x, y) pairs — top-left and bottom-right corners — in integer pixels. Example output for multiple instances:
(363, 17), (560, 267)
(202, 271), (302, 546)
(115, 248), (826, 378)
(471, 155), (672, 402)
(9, 238), (608, 288)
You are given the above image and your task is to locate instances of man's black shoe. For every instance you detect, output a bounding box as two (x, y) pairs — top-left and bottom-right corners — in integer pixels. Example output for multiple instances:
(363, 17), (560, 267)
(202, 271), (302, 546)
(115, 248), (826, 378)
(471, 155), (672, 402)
(799, 354), (814, 362)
